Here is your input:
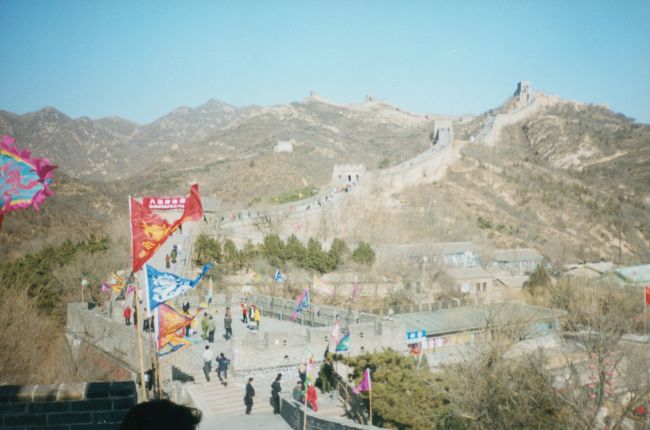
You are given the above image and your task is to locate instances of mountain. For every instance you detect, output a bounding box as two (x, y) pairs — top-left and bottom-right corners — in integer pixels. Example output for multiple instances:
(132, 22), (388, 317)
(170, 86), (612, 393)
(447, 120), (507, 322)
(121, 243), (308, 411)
(2, 86), (649, 264)
(0, 100), (248, 180)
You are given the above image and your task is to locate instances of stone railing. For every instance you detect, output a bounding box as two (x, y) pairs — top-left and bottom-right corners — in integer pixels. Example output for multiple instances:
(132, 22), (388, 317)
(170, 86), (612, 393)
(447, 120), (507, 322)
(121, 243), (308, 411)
(0, 381), (136, 429)
(280, 395), (380, 430)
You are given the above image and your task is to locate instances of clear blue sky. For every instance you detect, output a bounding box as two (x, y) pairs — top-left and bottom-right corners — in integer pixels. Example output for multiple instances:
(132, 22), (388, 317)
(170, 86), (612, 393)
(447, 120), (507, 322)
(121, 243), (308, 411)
(1, 0), (649, 124)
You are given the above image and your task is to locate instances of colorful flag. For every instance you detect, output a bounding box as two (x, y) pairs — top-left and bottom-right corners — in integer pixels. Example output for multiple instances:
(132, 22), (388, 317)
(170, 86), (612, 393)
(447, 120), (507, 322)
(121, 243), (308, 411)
(0, 135), (57, 227)
(111, 272), (126, 293)
(130, 184), (202, 272)
(273, 269), (285, 282)
(336, 332), (351, 352)
(330, 320), (340, 343)
(145, 263), (212, 311)
(290, 288), (310, 321)
(645, 286), (650, 306)
(156, 303), (193, 355)
(353, 368), (371, 394)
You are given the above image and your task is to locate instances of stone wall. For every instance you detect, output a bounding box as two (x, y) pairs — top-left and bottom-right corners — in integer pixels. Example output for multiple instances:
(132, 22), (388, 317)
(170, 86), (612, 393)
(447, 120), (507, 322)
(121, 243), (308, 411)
(65, 303), (154, 376)
(0, 381), (136, 429)
(280, 395), (379, 430)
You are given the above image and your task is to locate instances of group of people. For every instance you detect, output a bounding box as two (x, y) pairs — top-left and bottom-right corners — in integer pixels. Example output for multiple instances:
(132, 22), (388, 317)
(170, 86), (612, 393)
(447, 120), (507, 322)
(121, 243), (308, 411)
(165, 244), (180, 269)
(199, 307), (233, 342)
(201, 345), (230, 385)
(240, 302), (261, 331)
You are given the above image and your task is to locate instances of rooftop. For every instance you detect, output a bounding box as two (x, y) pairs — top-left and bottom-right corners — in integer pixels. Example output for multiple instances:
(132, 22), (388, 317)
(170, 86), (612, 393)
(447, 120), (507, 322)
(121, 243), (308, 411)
(395, 303), (565, 336)
(614, 264), (650, 283)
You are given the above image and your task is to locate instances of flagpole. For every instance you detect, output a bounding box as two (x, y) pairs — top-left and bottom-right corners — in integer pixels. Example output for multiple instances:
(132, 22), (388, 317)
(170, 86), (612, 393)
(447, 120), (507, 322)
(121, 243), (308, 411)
(129, 196), (148, 402)
(368, 379), (372, 427)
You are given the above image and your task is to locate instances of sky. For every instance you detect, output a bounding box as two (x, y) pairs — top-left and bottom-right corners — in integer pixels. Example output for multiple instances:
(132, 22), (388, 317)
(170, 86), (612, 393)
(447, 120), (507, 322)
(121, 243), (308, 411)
(1, 0), (649, 124)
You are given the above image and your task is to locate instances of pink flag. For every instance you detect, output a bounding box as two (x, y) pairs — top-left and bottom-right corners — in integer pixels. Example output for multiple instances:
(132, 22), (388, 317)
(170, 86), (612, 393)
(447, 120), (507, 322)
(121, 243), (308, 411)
(331, 320), (340, 343)
(353, 368), (371, 393)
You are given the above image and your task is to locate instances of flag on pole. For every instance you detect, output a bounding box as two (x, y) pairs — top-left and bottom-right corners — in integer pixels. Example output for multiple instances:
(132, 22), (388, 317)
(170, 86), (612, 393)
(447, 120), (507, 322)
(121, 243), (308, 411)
(645, 286), (650, 305)
(335, 331), (350, 352)
(330, 320), (340, 343)
(155, 304), (193, 356)
(145, 263), (212, 311)
(290, 288), (310, 321)
(353, 368), (371, 394)
(273, 269), (285, 282)
(130, 184), (203, 272)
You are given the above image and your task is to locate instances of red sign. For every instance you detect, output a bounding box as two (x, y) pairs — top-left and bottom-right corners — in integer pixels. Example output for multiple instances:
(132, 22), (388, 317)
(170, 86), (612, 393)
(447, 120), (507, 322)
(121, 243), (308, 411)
(142, 196), (187, 210)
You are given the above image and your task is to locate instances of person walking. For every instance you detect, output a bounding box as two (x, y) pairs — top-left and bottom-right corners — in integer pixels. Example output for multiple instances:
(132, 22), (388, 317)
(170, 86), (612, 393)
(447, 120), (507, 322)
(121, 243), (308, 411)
(207, 316), (216, 343)
(201, 313), (209, 341)
(241, 302), (248, 323)
(182, 299), (190, 314)
(165, 254), (171, 269)
(224, 307), (233, 340)
(202, 345), (213, 383)
(298, 361), (306, 385)
(249, 304), (255, 322)
(216, 353), (230, 386)
(244, 378), (255, 415)
(254, 307), (261, 331)
(271, 373), (282, 414)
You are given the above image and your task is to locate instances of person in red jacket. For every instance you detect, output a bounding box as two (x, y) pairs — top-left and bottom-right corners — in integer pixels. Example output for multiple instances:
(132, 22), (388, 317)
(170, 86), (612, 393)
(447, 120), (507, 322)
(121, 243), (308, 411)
(306, 384), (318, 412)
(124, 305), (132, 326)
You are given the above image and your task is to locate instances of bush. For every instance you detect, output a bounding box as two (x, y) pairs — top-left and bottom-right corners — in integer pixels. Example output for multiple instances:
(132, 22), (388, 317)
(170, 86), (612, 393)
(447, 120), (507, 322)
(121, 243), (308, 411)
(351, 242), (376, 266)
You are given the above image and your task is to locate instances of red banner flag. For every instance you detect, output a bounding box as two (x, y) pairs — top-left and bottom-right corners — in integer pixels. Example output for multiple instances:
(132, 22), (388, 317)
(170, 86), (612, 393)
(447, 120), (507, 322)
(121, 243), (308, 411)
(130, 184), (203, 272)
(645, 286), (650, 306)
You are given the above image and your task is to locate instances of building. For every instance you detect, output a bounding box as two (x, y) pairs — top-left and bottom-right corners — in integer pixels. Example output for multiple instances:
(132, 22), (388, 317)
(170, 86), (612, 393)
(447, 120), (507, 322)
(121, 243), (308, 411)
(599, 264), (650, 290)
(488, 248), (544, 275)
(445, 266), (493, 302)
(395, 303), (566, 365)
(563, 261), (613, 279)
(514, 81), (533, 105)
(273, 140), (294, 153)
(430, 242), (481, 268)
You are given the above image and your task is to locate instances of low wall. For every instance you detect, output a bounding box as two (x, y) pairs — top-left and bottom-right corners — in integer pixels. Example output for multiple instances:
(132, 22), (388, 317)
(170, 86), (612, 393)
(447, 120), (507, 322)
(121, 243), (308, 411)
(66, 303), (156, 375)
(0, 381), (136, 429)
(280, 396), (379, 430)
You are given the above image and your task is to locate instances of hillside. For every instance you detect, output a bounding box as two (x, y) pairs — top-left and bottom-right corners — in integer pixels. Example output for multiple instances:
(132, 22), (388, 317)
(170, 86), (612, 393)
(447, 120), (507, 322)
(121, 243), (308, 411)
(2, 87), (649, 266)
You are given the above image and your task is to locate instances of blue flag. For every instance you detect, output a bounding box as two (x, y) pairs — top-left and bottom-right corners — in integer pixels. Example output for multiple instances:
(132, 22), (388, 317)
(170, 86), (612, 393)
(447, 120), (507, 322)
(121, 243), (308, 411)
(145, 263), (212, 311)
(336, 332), (350, 352)
(273, 269), (285, 282)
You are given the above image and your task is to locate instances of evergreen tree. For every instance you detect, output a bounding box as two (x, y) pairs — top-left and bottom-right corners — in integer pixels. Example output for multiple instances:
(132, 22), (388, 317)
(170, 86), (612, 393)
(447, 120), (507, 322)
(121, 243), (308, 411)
(351, 242), (376, 266)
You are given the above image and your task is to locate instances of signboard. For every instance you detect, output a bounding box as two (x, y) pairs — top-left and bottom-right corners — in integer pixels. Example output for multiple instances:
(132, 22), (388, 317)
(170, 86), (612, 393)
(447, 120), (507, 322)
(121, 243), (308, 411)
(142, 196), (187, 210)
(406, 329), (427, 341)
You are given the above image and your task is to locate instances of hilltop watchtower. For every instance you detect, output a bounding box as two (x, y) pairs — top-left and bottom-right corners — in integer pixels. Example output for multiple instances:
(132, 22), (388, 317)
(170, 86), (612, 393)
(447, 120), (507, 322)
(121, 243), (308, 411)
(432, 119), (453, 146)
(514, 81), (533, 105)
(331, 164), (366, 186)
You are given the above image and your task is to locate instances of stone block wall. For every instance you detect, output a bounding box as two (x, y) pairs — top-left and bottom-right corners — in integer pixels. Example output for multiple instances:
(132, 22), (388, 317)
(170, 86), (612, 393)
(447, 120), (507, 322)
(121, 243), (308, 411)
(280, 396), (379, 430)
(0, 381), (136, 429)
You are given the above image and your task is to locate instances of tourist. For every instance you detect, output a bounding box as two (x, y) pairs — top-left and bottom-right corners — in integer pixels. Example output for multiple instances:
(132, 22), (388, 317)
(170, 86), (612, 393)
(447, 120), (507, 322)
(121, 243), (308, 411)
(271, 373), (282, 414)
(123, 305), (132, 326)
(224, 307), (233, 340)
(207, 316), (216, 343)
(298, 360), (306, 384)
(306, 384), (318, 412)
(182, 299), (190, 314)
(201, 313), (209, 340)
(292, 381), (304, 404)
(165, 254), (171, 269)
(216, 353), (230, 386)
(202, 345), (213, 383)
(244, 378), (255, 414)
(253, 306), (261, 330)
(241, 302), (248, 323)
(249, 304), (255, 322)
(120, 399), (202, 430)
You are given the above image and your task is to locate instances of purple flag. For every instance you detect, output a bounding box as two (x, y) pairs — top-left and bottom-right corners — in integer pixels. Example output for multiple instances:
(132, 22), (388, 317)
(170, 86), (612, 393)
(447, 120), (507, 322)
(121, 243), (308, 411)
(353, 368), (371, 393)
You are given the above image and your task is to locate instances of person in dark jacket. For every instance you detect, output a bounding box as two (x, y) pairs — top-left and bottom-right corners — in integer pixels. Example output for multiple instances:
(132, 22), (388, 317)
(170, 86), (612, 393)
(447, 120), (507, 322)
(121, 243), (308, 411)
(271, 373), (282, 414)
(244, 378), (255, 414)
